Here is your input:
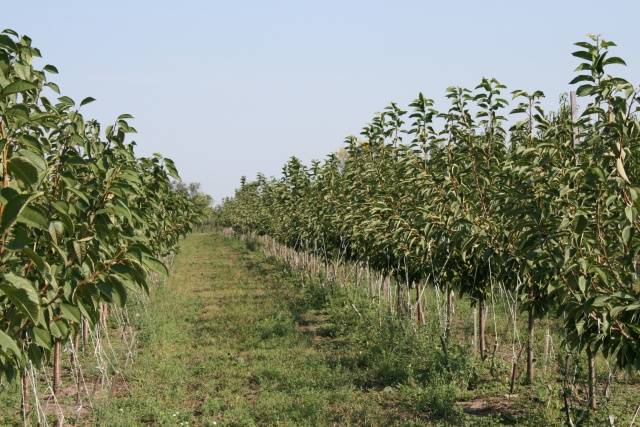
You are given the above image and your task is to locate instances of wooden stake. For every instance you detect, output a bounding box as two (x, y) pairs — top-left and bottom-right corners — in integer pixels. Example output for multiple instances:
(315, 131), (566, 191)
(415, 283), (424, 325)
(21, 368), (30, 424)
(478, 296), (486, 360)
(82, 317), (89, 351)
(53, 339), (62, 394)
(445, 286), (453, 340)
(526, 307), (535, 384)
(587, 346), (597, 410)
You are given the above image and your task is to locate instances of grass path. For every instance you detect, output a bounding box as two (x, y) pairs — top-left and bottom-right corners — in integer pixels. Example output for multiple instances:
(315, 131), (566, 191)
(94, 233), (404, 426)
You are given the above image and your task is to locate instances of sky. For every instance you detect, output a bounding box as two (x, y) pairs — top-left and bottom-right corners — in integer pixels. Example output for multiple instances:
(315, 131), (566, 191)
(5, 1), (640, 202)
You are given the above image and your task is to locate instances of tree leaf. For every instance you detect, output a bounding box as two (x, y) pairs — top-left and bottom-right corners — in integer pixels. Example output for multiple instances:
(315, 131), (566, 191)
(0, 192), (43, 233)
(622, 226), (632, 245)
(572, 51), (593, 61)
(80, 96), (96, 106)
(0, 273), (40, 324)
(18, 205), (48, 230)
(141, 255), (169, 278)
(8, 156), (39, 187)
(43, 64), (59, 74)
(33, 327), (51, 350)
(60, 303), (81, 324)
(569, 75), (594, 85)
(603, 57), (626, 66)
(578, 276), (587, 294)
(0, 330), (22, 358)
(617, 157), (631, 183)
(2, 79), (36, 96)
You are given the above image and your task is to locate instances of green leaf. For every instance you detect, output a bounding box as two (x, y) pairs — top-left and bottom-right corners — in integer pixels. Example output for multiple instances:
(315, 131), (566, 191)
(603, 57), (626, 66)
(0, 192), (43, 233)
(0, 35), (17, 50)
(60, 303), (81, 324)
(578, 276), (587, 294)
(45, 82), (60, 94)
(164, 158), (180, 180)
(6, 227), (29, 250)
(617, 157), (631, 183)
(575, 215), (588, 234)
(0, 330), (22, 358)
(569, 75), (594, 85)
(572, 51), (593, 61)
(0, 273), (40, 324)
(625, 206), (635, 223)
(18, 205), (48, 230)
(141, 255), (169, 278)
(80, 96), (96, 106)
(32, 327), (51, 350)
(622, 226), (632, 245)
(43, 64), (59, 74)
(57, 96), (75, 106)
(575, 319), (585, 335)
(8, 156), (39, 187)
(2, 80), (36, 96)
(576, 84), (595, 96)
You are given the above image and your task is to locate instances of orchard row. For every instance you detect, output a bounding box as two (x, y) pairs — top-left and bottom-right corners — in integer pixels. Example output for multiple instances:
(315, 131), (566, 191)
(217, 36), (640, 409)
(0, 29), (207, 387)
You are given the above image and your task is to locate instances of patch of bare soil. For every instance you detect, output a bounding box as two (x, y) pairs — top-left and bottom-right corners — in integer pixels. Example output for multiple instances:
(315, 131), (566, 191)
(296, 310), (333, 341)
(457, 395), (519, 421)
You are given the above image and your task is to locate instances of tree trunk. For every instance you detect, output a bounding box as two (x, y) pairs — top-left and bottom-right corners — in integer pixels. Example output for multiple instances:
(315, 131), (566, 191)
(82, 317), (89, 351)
(473, 307), (478, 353)
(509, 344), (525, 394)
(53, 339), (62, 394)
(587, 346), (597, 410)
(21, 368), (30, 423)
(415, 283), (424, 325)
(445, 286), (453, 340)
(396, 282), (403, 315)
(69, 336), (82, 406)
(100, 303), (109, 330)
(478, 296), (486, 360)
(526, 307), (535, 384)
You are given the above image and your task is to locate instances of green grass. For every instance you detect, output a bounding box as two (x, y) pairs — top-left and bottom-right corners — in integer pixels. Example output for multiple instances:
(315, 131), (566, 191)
(91, 233), (471, 425)
(84, 234), (410, 425)
(3, 232), (640, 426)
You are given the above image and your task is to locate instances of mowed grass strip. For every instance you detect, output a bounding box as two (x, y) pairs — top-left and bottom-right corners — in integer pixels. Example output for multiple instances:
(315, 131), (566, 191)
(93, 233), (403, 426)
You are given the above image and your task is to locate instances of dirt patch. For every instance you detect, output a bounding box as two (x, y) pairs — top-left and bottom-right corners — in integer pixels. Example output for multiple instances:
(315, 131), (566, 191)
(457, 395), (519, 420)
(296, 310), (334, 341)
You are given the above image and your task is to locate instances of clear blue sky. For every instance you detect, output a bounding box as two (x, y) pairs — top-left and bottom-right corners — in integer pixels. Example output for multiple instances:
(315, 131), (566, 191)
(6, 1), (640, 201)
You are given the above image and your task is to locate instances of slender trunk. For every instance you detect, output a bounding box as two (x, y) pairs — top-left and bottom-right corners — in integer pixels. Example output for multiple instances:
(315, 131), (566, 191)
(383, 276), (390, 303)
(70, 337), (81, 406)
(473, 307), (478, 354)
(100, 303), (109, 330)
(509, 344), (525, 394)
(563, 354), (575, 427)
(478, 296), (486, 360)
(445, 286), (452, 340)
(604, 368), (614, 399)
(415, 283), (424, 325)
(355, 263), (359, 289)
(82, 317), (89, 351)
(526, 308), (535, 384)
(543, 325), (550, 375)
(21, 368), (30, 424)
(53, 339), (62, 394)
(587, 346), (597, 410)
